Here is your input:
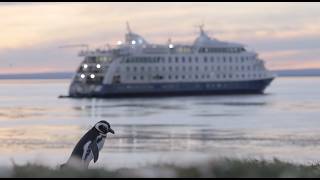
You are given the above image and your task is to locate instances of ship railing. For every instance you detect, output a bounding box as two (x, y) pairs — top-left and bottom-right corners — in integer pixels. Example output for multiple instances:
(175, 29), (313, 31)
(78, 49), (114, 57)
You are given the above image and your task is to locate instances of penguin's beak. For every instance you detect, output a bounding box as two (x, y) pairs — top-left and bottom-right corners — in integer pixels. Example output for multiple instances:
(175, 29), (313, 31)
(109, 128), (115, 134)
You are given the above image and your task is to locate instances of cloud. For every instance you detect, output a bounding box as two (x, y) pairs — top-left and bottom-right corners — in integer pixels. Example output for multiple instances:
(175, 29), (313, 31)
(0, 2), (320, 73)
(0, 44), (80, 74)
(260, 48), (320, 70)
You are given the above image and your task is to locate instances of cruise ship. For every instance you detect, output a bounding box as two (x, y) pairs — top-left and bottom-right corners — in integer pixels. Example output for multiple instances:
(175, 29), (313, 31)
(68, 24), (275, 98)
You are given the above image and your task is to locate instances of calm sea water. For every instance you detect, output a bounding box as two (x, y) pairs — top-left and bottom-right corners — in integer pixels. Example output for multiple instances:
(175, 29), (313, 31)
(1, 77), (320, 169)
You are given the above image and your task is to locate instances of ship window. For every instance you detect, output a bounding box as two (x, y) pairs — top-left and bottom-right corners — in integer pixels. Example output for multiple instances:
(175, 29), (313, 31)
(182, 57), (186, 63)
(195, 75), (199, 79)
(133, 76), (137, 80)
(204, 56), (208, 62)
(207, 75), (210, 79)
(169, 66), (173, 71)
(241, 57), (245, 62)
(168, 57), (172, 63)
(140, 76), (144, 80)
(217, 66), (220, 70)
(242, 74), (245, 78)
(182, 75), (185, 79)
(141, 67), (145, 71)
(182, 66), (186, 71)
(229, 57), (232, 63)
(201, 75), (205, 79)
(224, 66), (227, 71)
(229, 74), (233, 78)
(189, 57), (192, 63)
(175, 75), (179, 79)
(133, 67), (137, 72)
(223, 57), (226, 63)
(195, 66), (199, 71)
(217, 74), (220, 79)
(223, 74), (226, 79)
(168, 75), (172, 79)
(175, 57), (179, 63)
(126, 67), (130, 71)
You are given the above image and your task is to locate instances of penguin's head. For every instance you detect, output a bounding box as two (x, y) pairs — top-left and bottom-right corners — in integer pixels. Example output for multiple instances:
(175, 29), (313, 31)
(94, 120), (115, 136)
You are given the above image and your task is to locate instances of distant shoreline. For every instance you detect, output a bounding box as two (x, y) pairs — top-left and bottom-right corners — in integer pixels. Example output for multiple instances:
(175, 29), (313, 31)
(0, 72), (74, 80)
(0, 69), (320, 79)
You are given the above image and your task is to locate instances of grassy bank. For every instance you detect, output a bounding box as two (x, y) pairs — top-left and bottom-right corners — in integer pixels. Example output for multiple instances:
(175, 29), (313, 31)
(3, 158), (320, 178)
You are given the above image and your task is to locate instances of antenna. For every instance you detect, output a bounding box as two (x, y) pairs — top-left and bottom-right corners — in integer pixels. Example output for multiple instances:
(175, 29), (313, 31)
(59, 44), (89, 51)
(193, 18), (206, 34)
(193, 22), (205, 35)
(126, 21), (132, 34)
(199, 23), (205, 35)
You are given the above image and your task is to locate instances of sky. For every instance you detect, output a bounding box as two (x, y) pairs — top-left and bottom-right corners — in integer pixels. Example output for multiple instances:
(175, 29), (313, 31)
(0, 2), (320, 74)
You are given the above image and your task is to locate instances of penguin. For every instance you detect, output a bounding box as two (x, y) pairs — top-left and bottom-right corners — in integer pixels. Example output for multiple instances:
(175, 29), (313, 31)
(61, 120), (115, 169)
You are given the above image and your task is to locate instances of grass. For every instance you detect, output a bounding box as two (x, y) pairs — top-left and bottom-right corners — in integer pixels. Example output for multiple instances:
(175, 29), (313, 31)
(4, 158), (320, 178)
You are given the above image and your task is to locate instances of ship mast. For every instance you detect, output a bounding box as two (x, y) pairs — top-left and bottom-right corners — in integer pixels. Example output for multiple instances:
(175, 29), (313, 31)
(126, 21), (132, 34)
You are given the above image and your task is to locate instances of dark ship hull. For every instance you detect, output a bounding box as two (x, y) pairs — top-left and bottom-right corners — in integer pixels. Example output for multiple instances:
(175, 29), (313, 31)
(69, 78), (274, 98)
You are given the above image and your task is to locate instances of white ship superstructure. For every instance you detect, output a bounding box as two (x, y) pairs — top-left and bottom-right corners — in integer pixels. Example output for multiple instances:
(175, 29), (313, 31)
(69, 24), (275, 97)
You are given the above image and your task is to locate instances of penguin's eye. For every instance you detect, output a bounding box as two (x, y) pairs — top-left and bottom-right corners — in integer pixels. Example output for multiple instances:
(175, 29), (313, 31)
(97, 124), (108, 134)
(100, 125), (107, 130)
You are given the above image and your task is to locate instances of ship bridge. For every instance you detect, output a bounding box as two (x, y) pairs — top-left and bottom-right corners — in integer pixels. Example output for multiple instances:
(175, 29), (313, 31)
(124, 22), (148, 46)
(193, 25), (245, 53)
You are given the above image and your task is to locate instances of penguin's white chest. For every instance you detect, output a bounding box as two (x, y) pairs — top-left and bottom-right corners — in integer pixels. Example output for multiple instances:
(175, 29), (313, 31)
(82, 135), (106, 164)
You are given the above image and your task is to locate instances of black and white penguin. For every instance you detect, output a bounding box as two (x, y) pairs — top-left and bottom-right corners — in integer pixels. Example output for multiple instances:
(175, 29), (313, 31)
(61, 120), (115, 169)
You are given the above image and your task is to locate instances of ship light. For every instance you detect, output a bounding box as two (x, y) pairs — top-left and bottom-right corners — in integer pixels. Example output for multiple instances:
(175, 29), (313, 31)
(83, 64), (88, 69)
(80, 74), (85, 79)
(90, 74), (95, 79)
(131, 40), (136, 45)
(96, 64), (101, 69)
(169, 44), (174, 49)
(117, 41), (122, 45)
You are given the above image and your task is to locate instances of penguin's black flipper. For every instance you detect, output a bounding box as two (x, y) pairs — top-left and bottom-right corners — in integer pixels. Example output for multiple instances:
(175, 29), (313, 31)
(89, 139), (99, 163)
